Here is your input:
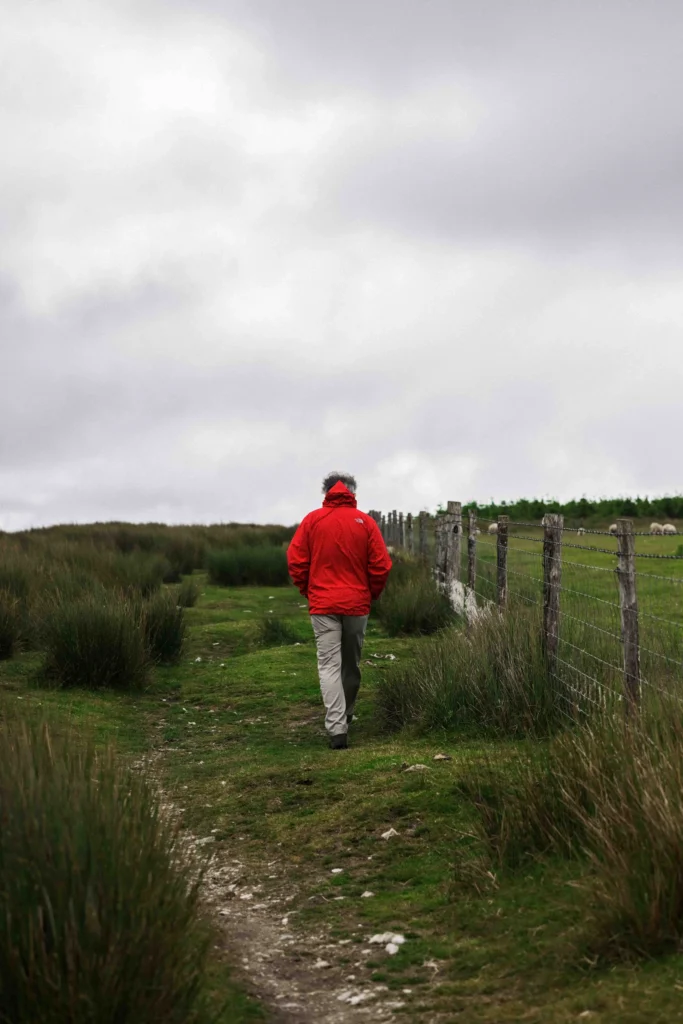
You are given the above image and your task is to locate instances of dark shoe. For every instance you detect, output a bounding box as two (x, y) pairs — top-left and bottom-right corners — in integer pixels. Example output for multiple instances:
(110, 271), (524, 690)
(329, 734), (348, 750)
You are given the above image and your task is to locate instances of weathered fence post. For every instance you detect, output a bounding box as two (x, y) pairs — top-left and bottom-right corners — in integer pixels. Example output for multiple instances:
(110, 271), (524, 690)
(398, 512), (405, 549)
(616, 518), (641, 711)
(497, 515), (509, 608)
(406, 513), (414, 555)
(446, 501), (462, 585)
(438, 512), (448, 593)
(380, 514), (387, 542)
(468, 509), (477, 594)
(444, 501), (462, 610)
(434, 513), (443, 584)
(542, 513), (563, 672)
(419, 511), (429, 561)
(390, 510), (397, 547)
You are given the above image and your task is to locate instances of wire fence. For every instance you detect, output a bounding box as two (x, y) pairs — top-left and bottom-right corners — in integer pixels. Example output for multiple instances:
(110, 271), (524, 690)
(369, 506), (683, 719)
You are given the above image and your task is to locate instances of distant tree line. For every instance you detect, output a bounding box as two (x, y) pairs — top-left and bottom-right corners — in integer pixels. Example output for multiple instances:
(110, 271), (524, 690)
(450, 495), (683, 523)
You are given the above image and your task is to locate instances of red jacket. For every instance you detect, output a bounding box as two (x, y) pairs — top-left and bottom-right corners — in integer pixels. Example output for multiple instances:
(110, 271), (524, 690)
(287, 482), (392, 615)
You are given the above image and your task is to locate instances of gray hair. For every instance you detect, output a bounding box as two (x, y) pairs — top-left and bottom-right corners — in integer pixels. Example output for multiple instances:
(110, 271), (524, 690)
(322, 472), (357, 494)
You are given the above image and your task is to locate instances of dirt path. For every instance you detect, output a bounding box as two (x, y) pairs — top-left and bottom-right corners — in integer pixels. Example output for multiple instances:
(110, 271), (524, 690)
(139, 747), (426, 1023)
(202, 844), (422, 1023)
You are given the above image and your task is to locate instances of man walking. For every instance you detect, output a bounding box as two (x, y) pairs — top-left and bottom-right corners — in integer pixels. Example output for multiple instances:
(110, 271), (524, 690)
(287, 473), (392, 749)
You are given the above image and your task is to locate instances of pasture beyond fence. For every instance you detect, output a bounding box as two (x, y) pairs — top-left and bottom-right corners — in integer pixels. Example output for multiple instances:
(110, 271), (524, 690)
(368, 506), (683, 718)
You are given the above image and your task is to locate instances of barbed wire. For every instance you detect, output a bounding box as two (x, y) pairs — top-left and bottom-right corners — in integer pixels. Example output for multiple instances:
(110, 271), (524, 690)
(488, 530), (683, 560)
(633, 551), (683, 561)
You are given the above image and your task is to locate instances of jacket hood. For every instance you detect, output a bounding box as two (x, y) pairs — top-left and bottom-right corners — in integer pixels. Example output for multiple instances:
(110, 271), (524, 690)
(323, 481), (357, 508)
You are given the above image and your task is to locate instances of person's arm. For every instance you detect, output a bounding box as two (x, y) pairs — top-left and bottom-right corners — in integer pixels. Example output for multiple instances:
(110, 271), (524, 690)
(367, 519), (392, 600)
(287, 519), (311, 596)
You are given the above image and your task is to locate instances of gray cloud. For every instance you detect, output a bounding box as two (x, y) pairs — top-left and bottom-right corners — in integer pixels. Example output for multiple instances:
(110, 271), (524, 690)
(1, 0), (682, 530)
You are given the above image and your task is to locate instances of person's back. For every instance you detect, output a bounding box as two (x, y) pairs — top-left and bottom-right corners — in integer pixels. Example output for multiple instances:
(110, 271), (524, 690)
(287, 473), (392, 748)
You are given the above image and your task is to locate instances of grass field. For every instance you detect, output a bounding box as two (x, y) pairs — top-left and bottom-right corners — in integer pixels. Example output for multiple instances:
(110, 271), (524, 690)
(3, 570), (683, 1022)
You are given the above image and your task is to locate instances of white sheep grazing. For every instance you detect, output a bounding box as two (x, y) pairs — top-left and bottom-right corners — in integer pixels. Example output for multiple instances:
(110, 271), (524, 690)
(475, 527), (482, 535)
(577, 527), (586, 535)
(663, 523), (678, 535)
(488, 522), (498, 535)
(608, 523), (618, 536)
(650, 523), (664, 535)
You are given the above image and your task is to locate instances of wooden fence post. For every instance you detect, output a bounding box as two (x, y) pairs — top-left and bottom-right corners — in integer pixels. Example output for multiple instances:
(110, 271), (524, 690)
(406, 513), (414, 555)
(468, 509), (477, 596)
(497, 515), (509, 608)
(542, 513), (563, 672)
(616, 518), (641, 711)
(434, 513), (446, 588)
(381, 514), (387, 542)
(446, 501), (462, 587)
(398, 512), (404, 549)
(419, 511), (429, 561)
(390, 510), (397, 547)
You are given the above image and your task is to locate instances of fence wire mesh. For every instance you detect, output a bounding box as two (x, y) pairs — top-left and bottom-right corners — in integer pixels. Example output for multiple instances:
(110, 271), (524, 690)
(377, 509), (683, 719)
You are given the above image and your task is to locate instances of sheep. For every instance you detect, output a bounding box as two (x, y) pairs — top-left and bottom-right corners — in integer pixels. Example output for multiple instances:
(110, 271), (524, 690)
(650, 523), (664, 535)
(487, 522), (498, 535)
(663, 523), (678, 535)
(577, 527), (586, 535)
(608, 523), (618, 536)
(475, 527), (481, 535)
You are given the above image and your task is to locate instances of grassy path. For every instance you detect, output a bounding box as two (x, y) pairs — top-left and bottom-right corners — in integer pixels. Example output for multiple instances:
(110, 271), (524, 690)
(3, 580), (683, 1021)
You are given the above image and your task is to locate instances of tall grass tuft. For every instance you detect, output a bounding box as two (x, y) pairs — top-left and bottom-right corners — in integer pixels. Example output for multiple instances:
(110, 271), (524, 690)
(0, 718), (213, 1023)
(0, 590), (21, 660)
(257, 615), (303, 647)
(375, 559), (455, 636)
(43, 592), (149, 690)
(177, 577), (201, 608)
(463, 702), (683, 956)
(0, 556), (33, 601)
(377, 606), (570, 736)
(207, 545), (289, 587)
(104, 551), (170, 596)
(141, 590), (186, 664)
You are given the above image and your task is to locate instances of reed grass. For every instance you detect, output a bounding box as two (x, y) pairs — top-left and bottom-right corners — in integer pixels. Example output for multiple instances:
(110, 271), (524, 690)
(0, 717), (214, 1023)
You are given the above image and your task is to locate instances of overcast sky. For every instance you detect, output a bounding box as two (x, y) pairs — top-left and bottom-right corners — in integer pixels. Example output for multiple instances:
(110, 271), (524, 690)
(2, 0), (682, 529)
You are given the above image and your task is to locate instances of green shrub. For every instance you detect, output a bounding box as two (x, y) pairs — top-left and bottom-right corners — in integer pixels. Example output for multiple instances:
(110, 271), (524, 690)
(0, 719), (213, 1023)
(43, 593), (149, 690)
(377, 606), (570, 736)
(177, 577), (201, 608)
(375, 560), (455, 635)
(257, 615), (303, 647)
(0, 590), (21, 660)
(207, 545), (289, 587)
(464, 704), (683, 956)
(142, 590), (186, 664)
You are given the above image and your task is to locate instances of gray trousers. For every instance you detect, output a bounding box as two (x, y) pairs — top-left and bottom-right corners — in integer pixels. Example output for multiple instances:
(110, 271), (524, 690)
(310, 614), (369, 736)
